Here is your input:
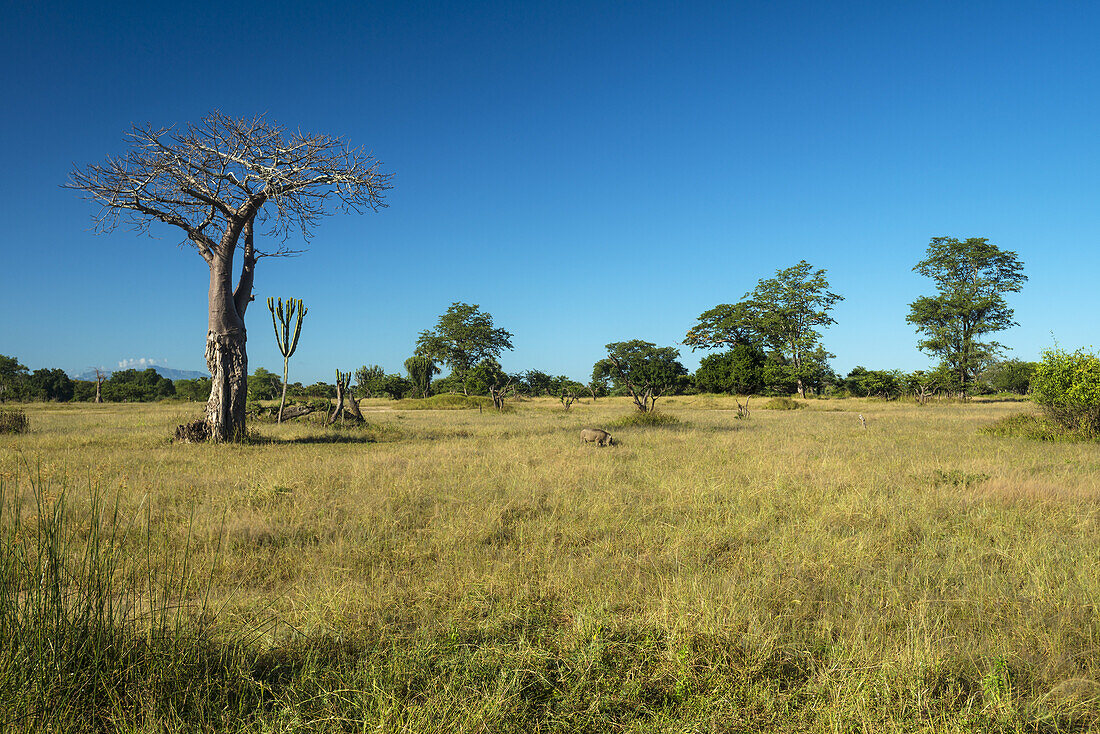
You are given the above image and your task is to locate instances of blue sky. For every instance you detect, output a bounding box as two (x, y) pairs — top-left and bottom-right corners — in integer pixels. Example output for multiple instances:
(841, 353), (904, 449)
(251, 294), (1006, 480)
(1, 0), (1097, 383)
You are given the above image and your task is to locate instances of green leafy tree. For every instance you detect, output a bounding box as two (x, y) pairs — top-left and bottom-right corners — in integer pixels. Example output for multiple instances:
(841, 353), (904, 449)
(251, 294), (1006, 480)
(684, 302), (762, 351)
(524, 370), (552, 396)
(248, 367), (282, 401)
(381, 374), (412, 399)
(904, 368), (949, 405)
(1031, 348), (1100, 434)
(748, 261), (842, 398)
(174, 377), (212, 402)
(694, 344), (765, 395)
(980, 359), (1037, 395)
(415, 303), (514, 390)
(25, 369), (75, 402)
(686, 261), (841, 398)
(592, 340), (687, 412)
(103, 368), (173, 402)
(845, 367), (903, 399)
(354, 365), (386, 398)
(403, 356), (440, 399)
(0, 355), (28, 402)
(907, 237), (1027, 396)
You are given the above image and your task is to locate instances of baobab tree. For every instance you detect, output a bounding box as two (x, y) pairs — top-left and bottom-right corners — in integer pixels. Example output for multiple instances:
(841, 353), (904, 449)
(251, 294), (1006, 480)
(68, 112), (391, 441)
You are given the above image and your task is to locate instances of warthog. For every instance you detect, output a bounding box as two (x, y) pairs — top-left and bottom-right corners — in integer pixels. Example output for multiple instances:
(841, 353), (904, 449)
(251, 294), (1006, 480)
(580, 428), (613, 446)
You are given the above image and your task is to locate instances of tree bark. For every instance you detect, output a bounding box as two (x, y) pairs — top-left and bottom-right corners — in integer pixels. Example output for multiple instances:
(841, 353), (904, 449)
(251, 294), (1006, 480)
(345, 394), (365, 422)
(205, 330), (247, 441)
(204, 256), (248, 442)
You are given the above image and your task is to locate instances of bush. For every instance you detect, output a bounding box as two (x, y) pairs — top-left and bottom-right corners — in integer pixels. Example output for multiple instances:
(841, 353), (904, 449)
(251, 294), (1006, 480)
(1030, 348), (1100, 435)
(0, 409), (27, 434)
(609, 411), (681, 427)
(979, 413), (1081, 442)
(761, 397), (803, 411)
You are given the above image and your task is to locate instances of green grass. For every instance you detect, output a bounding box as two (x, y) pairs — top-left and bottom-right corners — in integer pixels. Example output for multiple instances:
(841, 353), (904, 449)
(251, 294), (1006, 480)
(980, 412), (1096, 442)
(1, 396), (1099, 731)
(393, 394), (498, 410)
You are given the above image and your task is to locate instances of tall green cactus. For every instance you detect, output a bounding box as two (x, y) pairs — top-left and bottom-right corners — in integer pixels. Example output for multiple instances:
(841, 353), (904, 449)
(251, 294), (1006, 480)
(268, 297), (307, 424)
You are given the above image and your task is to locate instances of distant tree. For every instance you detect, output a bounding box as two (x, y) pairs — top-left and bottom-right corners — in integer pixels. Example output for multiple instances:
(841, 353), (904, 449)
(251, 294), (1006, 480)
(0, 355), (28, 402)
(553, 377), (585, 410)
(69, 112), (390, 442)
(404, 356), (440, 399)
(25, 369), (75, 402)
(269, 297), (308, 424)
(845, 367), (903, 399)
(686, 262), (841, 398)
(761, 357), (798, 395)
(904, 369), (948, 405)
(248, 367), (282, 401)
(524, 370), (553, 397)
(430, 374), (465, 395)
(593, 341), (687, 413)
(747, 261), (842, 398)
(980, 359), (1037, 395)
(380, 374), (412, 400)
(694, 344), (765, 395)
(103, 368), (173, 402)
(174, 377), (212, 402)
(415, 303), (514, 390)
(354, 365), (386, 398)
(907, 237), (1027, 396)
(303, 382), (336, 398)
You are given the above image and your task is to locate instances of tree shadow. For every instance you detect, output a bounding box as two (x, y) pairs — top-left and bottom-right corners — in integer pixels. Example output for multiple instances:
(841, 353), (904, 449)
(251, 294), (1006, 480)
(276, 434), (379, 445)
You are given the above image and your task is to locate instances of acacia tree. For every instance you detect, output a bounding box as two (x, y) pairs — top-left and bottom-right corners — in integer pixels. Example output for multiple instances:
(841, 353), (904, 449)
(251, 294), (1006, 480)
(415, 303), (514, 392)
(685, 261), (841, 398)
(907, 237), (1027, 395)
(68, 112), (390, 441)
(593, 340), (687, 412)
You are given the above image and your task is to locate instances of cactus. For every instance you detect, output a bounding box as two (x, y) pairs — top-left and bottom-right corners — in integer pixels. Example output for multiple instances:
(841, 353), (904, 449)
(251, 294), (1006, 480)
(268, 297), (307, 424)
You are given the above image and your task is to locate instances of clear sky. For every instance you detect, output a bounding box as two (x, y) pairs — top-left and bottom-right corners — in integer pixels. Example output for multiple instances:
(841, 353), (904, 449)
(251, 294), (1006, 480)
(2, 0), (1097, 383)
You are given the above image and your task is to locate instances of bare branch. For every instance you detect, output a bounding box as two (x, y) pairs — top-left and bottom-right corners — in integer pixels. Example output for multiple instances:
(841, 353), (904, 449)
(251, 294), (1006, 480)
(67, 110), (393, 255)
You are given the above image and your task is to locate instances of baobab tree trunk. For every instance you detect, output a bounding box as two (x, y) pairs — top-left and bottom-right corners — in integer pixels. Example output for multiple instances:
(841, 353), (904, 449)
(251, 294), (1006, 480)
(204, 257), (248, 442)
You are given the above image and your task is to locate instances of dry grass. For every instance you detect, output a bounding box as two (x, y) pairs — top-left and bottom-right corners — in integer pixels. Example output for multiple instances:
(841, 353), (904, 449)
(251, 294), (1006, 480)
(2, 396), (1099, 731)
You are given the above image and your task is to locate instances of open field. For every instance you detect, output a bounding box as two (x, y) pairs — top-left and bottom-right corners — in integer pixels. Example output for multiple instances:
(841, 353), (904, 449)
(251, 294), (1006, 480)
(2, 396), (1099, 732)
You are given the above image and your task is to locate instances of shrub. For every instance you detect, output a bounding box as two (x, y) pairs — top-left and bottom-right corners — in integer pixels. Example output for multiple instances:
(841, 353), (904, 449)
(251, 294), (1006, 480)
(609, 411), (681, 427)
(0, 409), (27, 434)
(1030, 348), (1100, 435)
(761, 397), (803, 411)
(980, 412), (1082, 442)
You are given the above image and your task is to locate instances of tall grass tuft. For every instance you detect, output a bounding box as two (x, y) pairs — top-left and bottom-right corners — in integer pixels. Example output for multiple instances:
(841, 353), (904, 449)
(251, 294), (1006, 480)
(0, 464), (262, 731)
(0, 408), (27, 434)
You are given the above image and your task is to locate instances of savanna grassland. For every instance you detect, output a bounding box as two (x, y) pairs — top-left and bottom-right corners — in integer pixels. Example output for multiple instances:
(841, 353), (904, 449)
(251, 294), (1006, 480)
(2, 396), (1099, 732)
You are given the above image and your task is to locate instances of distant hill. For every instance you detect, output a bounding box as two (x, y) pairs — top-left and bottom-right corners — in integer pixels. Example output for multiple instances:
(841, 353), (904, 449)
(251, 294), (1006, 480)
(71, 366), (209, 381)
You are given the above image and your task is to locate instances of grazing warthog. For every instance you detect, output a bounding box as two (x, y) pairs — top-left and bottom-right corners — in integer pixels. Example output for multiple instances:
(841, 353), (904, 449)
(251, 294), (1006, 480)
(580, 428), (613, 446)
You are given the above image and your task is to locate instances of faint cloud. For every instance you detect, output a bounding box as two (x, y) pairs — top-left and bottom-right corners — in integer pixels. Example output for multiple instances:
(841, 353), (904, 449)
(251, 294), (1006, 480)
(117, 357), (168, 370)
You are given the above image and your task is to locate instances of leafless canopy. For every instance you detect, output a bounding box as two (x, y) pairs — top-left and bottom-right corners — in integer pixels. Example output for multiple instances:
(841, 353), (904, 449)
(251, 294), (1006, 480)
(67, 111), (392, 262)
